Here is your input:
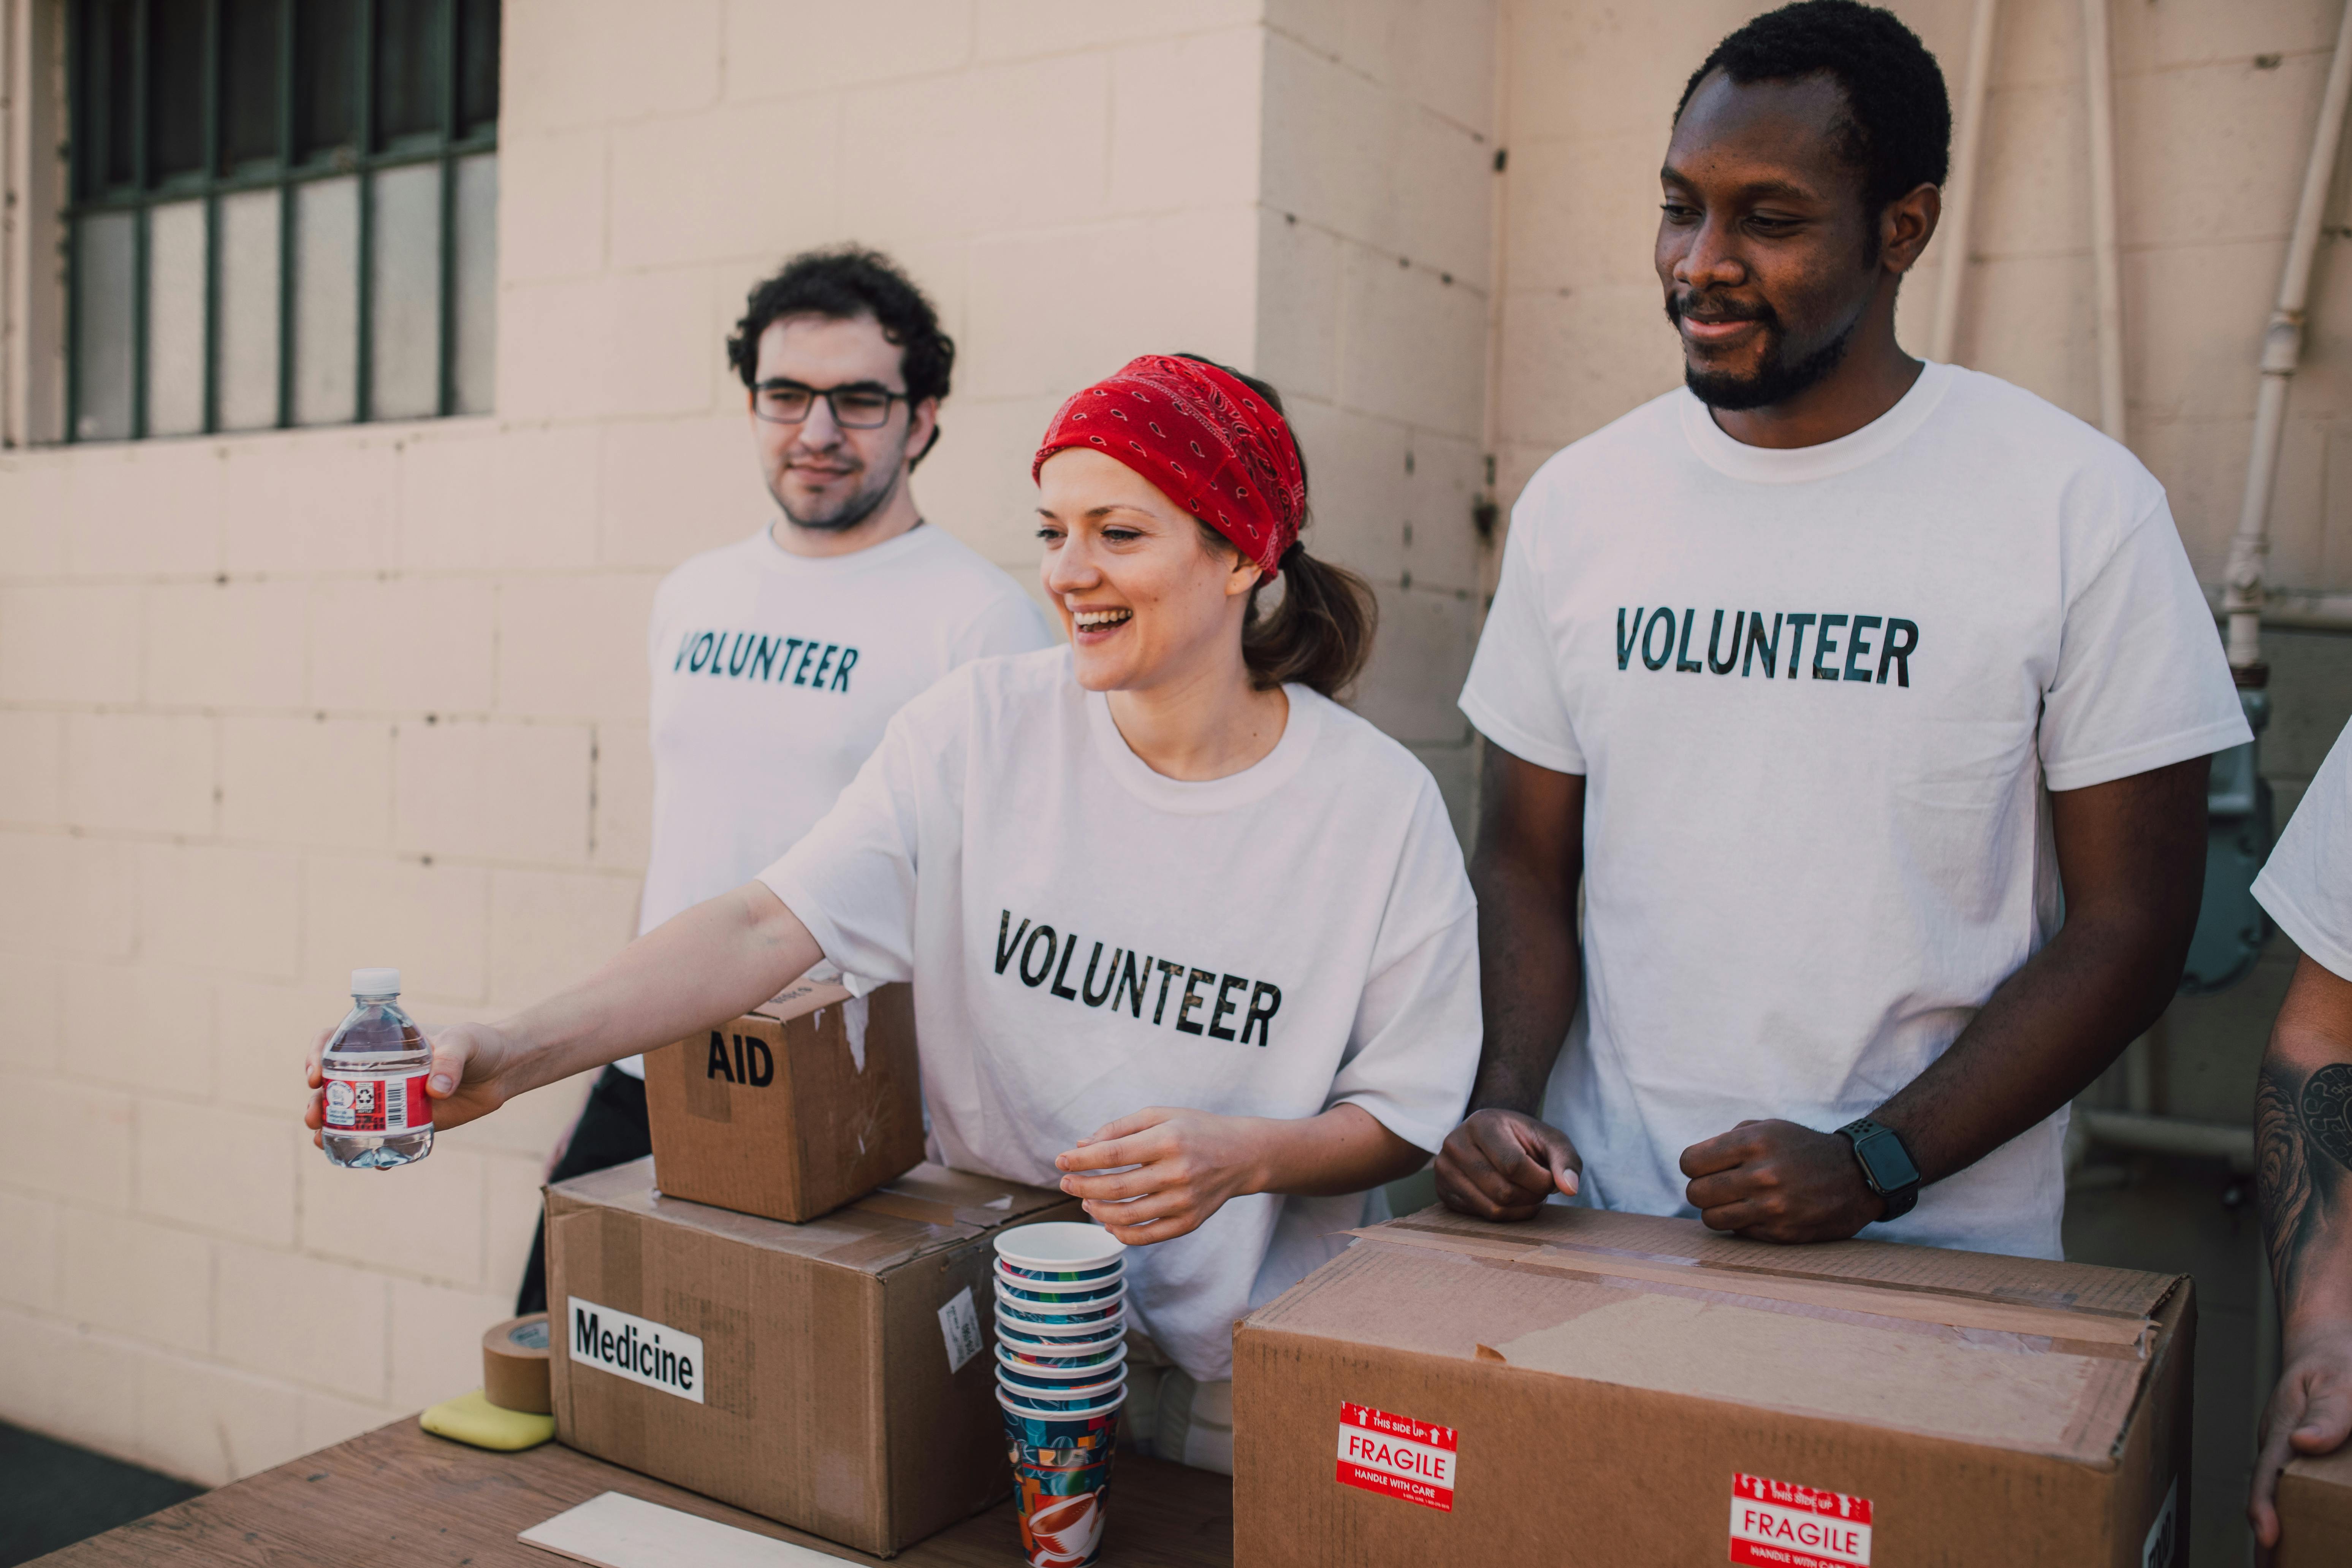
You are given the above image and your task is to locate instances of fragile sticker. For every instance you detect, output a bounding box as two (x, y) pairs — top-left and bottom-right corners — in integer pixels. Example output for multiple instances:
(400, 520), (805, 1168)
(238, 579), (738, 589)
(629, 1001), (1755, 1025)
(938, 1286), (983, 1374)
(1729, 1473), (1872, 1568)
(1335, 1402), (1456, 1512)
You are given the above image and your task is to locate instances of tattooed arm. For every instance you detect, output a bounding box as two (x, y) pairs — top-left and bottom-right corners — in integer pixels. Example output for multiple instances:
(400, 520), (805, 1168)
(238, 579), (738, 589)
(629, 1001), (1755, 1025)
(2249, 955), (2352, 1552)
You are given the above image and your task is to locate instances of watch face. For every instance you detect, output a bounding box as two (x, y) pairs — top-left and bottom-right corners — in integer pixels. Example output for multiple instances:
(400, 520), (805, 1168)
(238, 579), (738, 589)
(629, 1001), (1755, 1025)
(1859, 1130), (1920, 1191)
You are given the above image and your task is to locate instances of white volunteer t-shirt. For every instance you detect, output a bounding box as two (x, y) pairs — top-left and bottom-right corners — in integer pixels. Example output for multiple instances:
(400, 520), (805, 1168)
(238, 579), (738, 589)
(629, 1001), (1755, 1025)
(761, 647), (1480, 1380)
(1460, 363), (2249, 1259)
(618, 523), (1050, 1077)
(2255, 719), (2352, 980)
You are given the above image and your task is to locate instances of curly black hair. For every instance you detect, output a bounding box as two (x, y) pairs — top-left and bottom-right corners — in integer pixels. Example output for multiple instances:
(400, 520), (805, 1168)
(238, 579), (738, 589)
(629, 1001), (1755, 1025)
(1676, 1), (1951, 217)
(724, 245), (955, 411)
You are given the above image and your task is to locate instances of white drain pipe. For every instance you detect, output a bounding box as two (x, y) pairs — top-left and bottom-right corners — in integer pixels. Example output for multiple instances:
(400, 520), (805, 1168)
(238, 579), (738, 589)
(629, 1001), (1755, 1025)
(1929, 0), (1999, 364)
(2225, 0), (2352, 675)
(2081, 0), (2128, 444)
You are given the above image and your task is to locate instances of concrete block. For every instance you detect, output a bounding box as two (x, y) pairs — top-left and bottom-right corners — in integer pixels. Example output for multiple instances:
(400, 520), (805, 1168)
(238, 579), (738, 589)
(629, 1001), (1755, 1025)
(136, 1353), (307, 1486)
(1338, 0), (1498, 136)
(137, 1101), (299, 1248)
(0, 584), (143, 704)
(495, 573), (660, 723)
(723, 0), (975, 98)
(487, 868), (639, 1006)
(1956, 253), (2100, 428)
(298, 1134), (487, 1288)
(2133, 416), (2257, 581)
(299, 1387), (398, 1452)
(394, 718), (594, 866)
(839, 53), (1110, 247)
(387, 1277), (517, 1410)
(0, 1190), (59, 1311)
(1352, 582), (1478, 746)
(214, 1238), (388, 1399)
(1109, 29), (1264, 216)
(399, 424), (601, 573)
(974, 0), (1259, 59)
(2124, 239), (2279, 426)
(63, 713), (217, 836)
(1492, 281), (1681, 458)
(2134, 1), (2346, 71)
(60, 1209), (213, 1353)
(302, 853), (490, 1003)
(143, 581), (309, 710)
(29, 1317), (142, 1460)
(0, 832), (138, 961)
(908, 392), (1069, 565)
(1281, 399), (1411, 583)
(1504, 130), (1664, 295)
(1255, 209), (1344, 403)
(1333, 242), (1489, 441)
(2117, 55), (2323, 251)
(1498, 0), (1749, 146)
(60, 960), (217, 1096)
(499, 269), (719, 423)
(0, 953), (63, 1075)
(595, 415), (769, 570)
(496, 129), (609, 284)
(609, 100), (841, 269)
(0, 710), (65, 825)
(0, 456), (69, 576)
(592, 722), (654, 872)
(961, 210), (1259, 402)
(216, 976), (343, 1117)
(138, 843), (303, 981)
(65, 441), (225, 580)
(1973, 81), (2089, 262)
(220, 715), (396, 849)
(0, 1304), (69, 1437)
(222, 435), (400, 576)
(1400, 430), (1488, 596)
(308, 578), (497, 715)
(504, 0), (721, 133)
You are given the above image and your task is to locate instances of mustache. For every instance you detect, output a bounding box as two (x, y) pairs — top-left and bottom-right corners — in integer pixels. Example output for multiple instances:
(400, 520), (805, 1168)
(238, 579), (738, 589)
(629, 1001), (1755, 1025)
(1665, 292), (1779, 328)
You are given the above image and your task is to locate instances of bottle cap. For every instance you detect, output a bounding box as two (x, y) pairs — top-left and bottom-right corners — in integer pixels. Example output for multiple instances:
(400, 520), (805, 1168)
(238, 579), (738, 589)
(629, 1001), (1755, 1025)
(350, 967), (401, 997)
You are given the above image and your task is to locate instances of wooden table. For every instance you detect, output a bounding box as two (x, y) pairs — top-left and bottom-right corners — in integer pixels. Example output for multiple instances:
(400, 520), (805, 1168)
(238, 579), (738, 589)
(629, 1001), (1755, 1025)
(34, 1419), (1234, 1567)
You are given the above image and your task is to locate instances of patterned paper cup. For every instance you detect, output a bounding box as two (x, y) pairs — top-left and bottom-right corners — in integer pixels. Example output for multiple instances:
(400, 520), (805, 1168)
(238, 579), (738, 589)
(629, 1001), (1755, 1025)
(998, 1375), (1128, 1414)
(1001, 1398), (1121, 1568)
(994, 1289), (1125, 1327)
(996, 1338), (1127, 1373)
(997, 1257), (1125, 1286)
(996, 1316), (1128, 1349)
(996, 1347), (1129, 1387)
(994, 1222), (1127, 1275)
(995, 1273), (1126, 1306)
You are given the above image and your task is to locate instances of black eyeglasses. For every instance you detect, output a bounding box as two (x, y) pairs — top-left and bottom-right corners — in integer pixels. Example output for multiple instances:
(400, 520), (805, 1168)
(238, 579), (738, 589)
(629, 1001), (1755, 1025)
(752, 380), (911, 429)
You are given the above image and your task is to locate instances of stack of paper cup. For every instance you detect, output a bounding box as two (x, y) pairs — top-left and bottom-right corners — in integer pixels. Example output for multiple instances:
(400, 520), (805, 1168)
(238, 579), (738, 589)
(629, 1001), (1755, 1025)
(992, 1222), (1128, 1568)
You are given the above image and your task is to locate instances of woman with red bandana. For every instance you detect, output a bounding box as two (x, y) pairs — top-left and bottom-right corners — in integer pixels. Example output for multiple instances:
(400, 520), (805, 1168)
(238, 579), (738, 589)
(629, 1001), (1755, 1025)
(304, 355), (1480, 1471)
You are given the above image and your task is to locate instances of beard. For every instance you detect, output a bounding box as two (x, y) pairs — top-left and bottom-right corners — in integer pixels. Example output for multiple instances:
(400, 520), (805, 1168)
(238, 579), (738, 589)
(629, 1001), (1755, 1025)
(771, 436), (908, 533)
(1668, 292), (1857, 412)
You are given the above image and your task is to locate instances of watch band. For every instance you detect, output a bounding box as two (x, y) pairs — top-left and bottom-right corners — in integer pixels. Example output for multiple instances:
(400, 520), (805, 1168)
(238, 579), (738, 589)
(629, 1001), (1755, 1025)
(1837, 1117), (1921, 1221)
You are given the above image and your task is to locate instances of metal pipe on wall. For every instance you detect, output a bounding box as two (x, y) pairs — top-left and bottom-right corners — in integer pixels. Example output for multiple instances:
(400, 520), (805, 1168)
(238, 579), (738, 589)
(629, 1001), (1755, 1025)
(2081, 0), (2128, 444)
(1929, 0), (1999, 365)
(2225, 0), (2352, 676)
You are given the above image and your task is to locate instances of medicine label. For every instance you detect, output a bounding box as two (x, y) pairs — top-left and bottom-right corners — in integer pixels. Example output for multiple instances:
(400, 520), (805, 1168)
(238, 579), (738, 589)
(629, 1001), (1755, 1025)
(567, 1297), (705, 1404)
(1335, 1401), (1456, 1512)
(1729, 1472), (1872, 1568)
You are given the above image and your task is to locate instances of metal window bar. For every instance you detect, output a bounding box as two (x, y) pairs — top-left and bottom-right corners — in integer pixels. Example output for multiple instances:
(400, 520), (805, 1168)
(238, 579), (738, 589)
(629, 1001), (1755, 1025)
(63, 0), (496, 443)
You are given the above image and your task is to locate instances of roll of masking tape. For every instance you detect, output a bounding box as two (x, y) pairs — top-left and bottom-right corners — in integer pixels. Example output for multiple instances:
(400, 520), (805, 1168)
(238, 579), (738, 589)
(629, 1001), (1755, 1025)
(482, 1313), (552, 1414)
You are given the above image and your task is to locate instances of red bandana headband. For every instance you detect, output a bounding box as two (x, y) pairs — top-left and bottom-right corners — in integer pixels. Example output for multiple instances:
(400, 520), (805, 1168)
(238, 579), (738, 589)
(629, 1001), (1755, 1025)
(1031, 355), (1306, 580)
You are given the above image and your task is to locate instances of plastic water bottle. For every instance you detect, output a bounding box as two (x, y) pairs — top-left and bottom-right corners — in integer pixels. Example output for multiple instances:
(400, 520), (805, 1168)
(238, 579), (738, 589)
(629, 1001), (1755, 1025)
(320, 968), (434, 1169)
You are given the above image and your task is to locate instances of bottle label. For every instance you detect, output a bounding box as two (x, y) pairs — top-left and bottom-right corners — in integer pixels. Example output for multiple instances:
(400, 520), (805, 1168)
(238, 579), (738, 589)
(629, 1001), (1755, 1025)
(323, 1072), (434, 1133)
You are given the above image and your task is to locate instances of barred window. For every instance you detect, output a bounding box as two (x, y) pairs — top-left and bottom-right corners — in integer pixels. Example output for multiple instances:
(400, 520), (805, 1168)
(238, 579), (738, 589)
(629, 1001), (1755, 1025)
(68, 0), (499, 442)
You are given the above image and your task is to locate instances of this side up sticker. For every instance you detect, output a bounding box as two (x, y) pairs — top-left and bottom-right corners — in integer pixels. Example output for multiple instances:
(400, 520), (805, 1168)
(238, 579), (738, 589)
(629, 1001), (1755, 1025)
(1335, 1402), (1456, 1513)
(1729, 1471), (1872, 1568)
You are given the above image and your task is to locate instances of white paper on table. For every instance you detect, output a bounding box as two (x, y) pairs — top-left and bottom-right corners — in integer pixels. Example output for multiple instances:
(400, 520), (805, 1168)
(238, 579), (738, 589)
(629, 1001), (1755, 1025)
(519, 1492), (855, 1568)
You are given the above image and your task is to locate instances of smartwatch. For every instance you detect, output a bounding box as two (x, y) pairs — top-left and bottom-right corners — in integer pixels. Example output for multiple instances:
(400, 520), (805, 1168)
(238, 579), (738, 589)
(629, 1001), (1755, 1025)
(1836, 1118), (1921, 1221)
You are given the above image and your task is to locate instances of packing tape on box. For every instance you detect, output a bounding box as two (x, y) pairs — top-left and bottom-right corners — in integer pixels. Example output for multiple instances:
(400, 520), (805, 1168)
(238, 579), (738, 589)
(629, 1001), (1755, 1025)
(483, 1312), (553, 1414)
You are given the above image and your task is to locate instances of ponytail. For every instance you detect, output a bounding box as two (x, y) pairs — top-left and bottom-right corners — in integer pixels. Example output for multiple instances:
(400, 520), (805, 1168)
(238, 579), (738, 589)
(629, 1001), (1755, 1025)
(1241, 543), (1376, 698)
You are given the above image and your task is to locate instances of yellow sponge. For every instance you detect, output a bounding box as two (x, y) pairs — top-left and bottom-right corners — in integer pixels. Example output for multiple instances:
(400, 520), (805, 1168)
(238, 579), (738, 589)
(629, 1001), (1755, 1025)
(419, 1388), (557, 1451)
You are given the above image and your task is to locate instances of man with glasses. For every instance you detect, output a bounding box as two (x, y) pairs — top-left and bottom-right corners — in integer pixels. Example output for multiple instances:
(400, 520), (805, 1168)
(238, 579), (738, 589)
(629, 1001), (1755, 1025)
(516, 247), (1049, 1313)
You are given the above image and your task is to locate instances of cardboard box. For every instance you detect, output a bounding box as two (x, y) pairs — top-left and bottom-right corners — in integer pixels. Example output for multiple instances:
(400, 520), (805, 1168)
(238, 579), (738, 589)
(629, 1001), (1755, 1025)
(2278, 1441), (2352, 1567)
(643, 977), (924, 1224)
(1234, 1205), (2195, 1567)
(546, 1157), (1081, 1557)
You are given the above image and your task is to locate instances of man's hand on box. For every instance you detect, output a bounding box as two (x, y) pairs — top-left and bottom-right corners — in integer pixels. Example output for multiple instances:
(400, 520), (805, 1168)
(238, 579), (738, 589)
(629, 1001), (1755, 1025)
(1053, 1107), (1268, 1245)
(1434, 1109), (1582, 1220)
(303, 1020), (519, 1148)
(1679, 1119), (1884, 1243)
(2250, 1319), (2352, 1555)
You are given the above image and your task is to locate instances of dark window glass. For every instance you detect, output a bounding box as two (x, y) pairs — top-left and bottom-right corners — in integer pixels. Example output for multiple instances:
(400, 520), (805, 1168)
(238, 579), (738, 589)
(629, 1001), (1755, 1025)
(373, 0), (440, 142)
(92, 0), (138, 188)
(147, 0), (207, 181)
(296, 0), (358, 157)
(458, 0), (498, 131)
(220, 0), (281, 167)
